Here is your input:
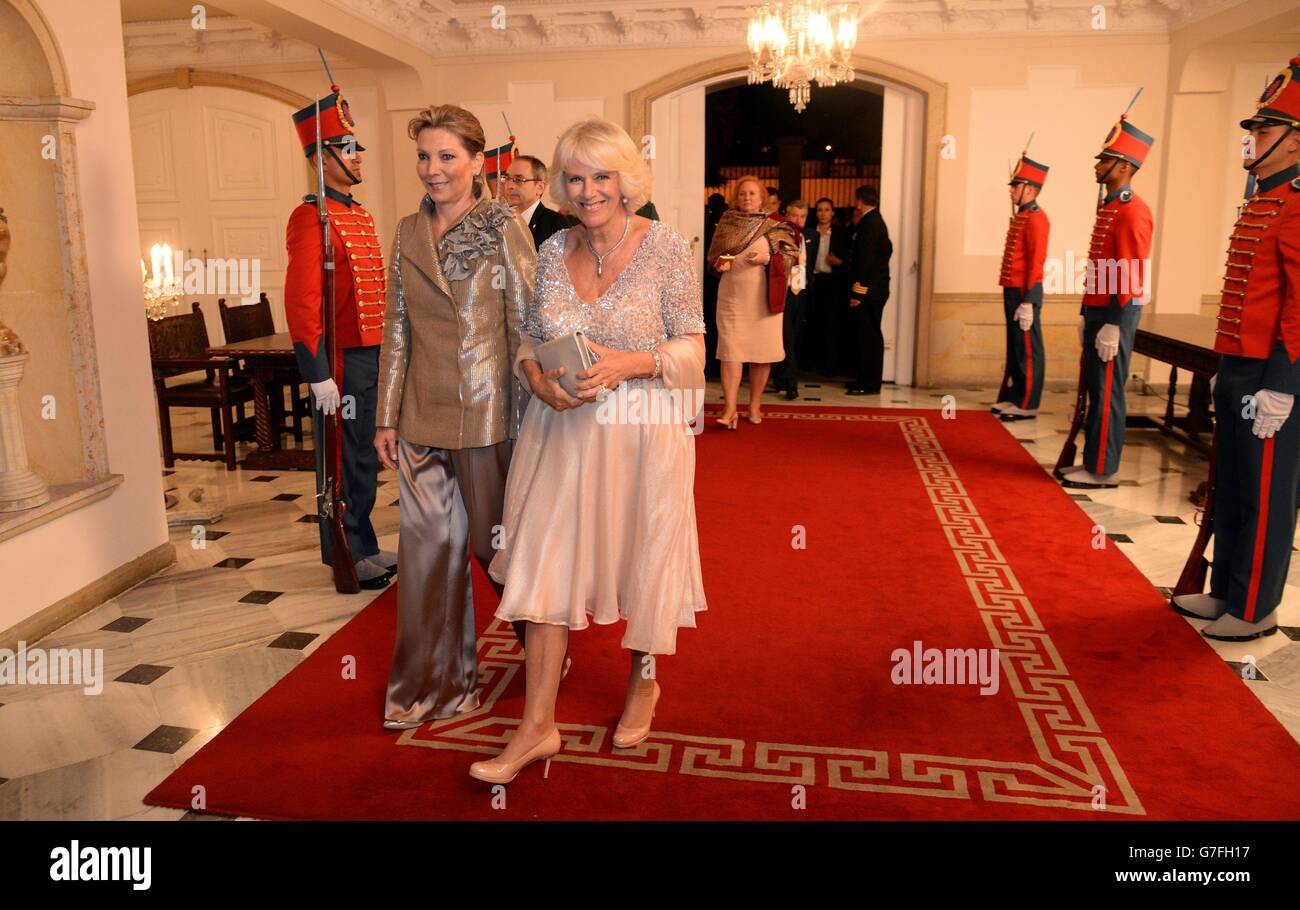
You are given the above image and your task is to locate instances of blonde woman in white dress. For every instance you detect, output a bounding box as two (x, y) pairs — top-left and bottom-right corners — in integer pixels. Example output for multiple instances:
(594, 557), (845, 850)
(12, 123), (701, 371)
(469, 119), (708, 784)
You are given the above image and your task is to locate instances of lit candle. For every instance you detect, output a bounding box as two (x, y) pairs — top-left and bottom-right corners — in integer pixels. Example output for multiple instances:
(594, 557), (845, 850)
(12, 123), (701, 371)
(140, 258), (147, 283)
(150, 244), (162, 288)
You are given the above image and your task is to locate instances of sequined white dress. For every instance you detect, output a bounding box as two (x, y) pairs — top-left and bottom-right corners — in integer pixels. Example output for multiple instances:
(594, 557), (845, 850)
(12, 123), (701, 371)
(488, 221), (708, 655)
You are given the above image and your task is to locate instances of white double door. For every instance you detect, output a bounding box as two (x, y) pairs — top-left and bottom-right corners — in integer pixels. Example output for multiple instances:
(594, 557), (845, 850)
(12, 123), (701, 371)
(650, 77), (922, 385)
(129, 85), (309, 342)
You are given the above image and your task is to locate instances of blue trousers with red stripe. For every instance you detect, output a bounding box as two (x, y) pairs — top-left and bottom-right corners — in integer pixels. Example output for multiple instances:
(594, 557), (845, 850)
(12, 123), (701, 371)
(311, 344), (380, 567)
(1002, 285), (1044, 410)
(1210, 354), (1300, 623)
(1081, 304), (1142, 476)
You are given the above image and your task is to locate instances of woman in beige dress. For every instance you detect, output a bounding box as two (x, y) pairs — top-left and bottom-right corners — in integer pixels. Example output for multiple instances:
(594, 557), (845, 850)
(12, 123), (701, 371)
(373, 105), (534, 728)
(467, 118), (708, 784)
(708, 175), (800, 429)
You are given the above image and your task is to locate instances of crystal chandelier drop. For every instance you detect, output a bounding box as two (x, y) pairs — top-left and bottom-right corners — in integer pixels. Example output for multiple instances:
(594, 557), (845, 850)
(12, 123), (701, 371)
(747, 2), (859, 113)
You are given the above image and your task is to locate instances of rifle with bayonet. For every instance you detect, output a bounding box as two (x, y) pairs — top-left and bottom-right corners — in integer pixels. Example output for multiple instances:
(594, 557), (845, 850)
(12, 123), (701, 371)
(312, 94), (359, 595)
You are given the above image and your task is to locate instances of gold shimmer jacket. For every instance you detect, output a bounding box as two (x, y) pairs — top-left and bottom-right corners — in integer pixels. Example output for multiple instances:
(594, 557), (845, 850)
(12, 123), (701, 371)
(377, 194), (535, 448)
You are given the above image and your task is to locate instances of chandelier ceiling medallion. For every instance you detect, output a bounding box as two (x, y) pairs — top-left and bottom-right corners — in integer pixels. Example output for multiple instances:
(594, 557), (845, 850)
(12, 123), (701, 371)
(746, 2), (860, 112)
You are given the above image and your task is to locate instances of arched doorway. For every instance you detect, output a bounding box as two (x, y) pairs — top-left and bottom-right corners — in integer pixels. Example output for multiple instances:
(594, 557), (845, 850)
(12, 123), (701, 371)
(629, 53), (945, 386)
(125, 72), (315, 336)
(0, 0), (106, 488)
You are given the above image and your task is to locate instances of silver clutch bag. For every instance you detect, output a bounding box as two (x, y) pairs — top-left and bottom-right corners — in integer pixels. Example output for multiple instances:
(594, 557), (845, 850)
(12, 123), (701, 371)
(535, 331), (598, 398)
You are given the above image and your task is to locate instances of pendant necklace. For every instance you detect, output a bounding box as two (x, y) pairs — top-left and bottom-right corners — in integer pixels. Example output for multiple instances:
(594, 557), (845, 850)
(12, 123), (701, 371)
(582, 211), (631, 278)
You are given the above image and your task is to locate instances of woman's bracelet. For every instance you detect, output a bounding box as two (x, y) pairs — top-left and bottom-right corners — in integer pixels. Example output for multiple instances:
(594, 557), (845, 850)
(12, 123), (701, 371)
(650, 349), (662, 380)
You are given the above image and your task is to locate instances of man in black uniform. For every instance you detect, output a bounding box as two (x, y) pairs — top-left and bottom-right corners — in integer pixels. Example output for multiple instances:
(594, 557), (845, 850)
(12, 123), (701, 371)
(845, 185), (893, 395)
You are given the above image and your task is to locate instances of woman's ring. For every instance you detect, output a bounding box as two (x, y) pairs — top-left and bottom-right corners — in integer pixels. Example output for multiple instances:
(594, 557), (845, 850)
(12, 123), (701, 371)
(596, 385), (609, 402)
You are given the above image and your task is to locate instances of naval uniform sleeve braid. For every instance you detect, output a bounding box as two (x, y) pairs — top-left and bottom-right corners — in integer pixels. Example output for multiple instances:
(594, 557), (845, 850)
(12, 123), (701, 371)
(376, 220), (411, 429)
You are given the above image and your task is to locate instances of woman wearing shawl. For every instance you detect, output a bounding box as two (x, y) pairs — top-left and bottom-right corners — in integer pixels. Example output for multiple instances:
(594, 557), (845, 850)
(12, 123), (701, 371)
(707, 175), (800, 429)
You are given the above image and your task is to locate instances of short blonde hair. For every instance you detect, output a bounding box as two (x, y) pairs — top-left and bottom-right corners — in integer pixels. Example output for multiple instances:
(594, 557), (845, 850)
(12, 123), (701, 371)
(731, 175), (765, 209)
(407, 104), (484, 152)
(549, 118), (652, 213)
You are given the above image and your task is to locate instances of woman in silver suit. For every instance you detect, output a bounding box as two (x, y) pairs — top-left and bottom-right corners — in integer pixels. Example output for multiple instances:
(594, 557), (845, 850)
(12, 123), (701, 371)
(374, 104), (535, 728)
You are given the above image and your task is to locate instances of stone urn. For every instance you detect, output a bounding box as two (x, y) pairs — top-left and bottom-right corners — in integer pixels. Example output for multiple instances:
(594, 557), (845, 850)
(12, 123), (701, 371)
(0, 207), (52, 512)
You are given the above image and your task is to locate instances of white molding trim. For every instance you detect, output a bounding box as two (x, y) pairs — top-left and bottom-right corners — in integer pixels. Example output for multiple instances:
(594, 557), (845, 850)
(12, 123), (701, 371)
(120, 1), (1248, 67)
(409, 0), (1234, 51)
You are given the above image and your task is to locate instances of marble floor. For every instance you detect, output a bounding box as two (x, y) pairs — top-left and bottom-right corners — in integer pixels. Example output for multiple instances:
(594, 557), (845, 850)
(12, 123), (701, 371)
(1, 374), (1297, 821)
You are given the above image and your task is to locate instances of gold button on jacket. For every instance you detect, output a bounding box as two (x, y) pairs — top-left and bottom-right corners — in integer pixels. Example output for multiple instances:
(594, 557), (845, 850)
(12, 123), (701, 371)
(377, 194), (535, 449)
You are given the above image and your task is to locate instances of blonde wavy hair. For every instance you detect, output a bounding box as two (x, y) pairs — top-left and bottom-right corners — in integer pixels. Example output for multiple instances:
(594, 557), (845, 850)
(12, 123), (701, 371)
(407, 104), (490, 199)
(549, 118), (652, 213)
(731, 174), (766, 211)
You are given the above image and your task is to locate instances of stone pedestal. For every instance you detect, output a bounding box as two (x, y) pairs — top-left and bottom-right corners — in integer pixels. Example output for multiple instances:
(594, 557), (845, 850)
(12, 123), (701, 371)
(0, 351), (51, 512)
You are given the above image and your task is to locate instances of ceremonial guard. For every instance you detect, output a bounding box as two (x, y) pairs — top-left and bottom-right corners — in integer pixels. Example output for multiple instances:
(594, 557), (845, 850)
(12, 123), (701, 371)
(992, 153), (1050, 421)
(284, 82), (393, 588)
(1173, 56), (1300, 641)
(1060, 106), (1155, 489)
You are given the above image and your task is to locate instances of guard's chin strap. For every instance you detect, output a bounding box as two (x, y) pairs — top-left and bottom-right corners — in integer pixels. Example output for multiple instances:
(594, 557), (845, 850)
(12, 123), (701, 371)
(1095, 156), (1121, 208)
(325, 145), (361, 185)
(1245, 123), (1295, 173)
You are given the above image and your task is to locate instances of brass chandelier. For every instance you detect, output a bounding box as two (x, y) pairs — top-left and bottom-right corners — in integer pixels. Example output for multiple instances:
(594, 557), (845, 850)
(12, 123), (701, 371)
(746, 2), (860, 112)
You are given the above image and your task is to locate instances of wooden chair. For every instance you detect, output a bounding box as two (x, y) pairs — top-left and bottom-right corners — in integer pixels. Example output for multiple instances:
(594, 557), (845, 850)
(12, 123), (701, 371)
(147, 302), (255, 471)
(219, 293), (308, 442)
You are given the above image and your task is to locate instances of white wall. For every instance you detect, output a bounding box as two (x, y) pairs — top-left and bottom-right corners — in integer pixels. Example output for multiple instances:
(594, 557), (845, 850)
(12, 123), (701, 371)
(0, 0), (169, 631)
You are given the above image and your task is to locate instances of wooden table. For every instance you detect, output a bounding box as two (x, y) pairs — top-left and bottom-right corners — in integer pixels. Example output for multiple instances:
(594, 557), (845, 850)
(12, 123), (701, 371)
(1130, 313), (1218, 455)
(207, 333), (315, 471)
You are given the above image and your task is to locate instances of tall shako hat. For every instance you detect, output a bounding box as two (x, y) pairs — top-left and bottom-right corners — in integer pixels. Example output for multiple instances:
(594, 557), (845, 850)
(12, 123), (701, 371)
(1097, 118), (1154, 168)
(292, 84), (365, 158)
(1009, 155), (1049, 188)
(1242, 55), (1300, 129)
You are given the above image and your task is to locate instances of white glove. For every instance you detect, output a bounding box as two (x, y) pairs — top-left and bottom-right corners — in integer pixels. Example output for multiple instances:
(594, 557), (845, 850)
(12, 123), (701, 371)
(1015, 303), (1033, 331)
(1251, 388), (1293, 439)
(310, 378), (341, 415)
(1095, 323), (1121, 363)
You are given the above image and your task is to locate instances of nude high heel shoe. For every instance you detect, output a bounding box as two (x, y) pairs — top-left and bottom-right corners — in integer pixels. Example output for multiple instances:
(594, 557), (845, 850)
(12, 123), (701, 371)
(612, 681), (661, 749)
(468, 727), (562, 784)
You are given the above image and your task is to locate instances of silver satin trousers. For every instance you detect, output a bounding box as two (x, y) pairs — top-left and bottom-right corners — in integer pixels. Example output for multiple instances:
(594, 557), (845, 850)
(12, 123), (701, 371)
(384, 437), (515, 723)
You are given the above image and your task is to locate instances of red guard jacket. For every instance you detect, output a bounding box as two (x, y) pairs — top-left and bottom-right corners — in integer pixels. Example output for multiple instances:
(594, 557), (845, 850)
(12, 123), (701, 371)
(999, 201), (1049, 295)
(1081, 187), (1153, 323)
(283, 187), (385, 383)
(1215, 165), (1300, 395)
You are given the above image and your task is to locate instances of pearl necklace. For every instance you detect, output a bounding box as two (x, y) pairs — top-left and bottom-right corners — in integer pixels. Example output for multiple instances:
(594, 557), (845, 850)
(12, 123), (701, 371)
(581, 211), (631, 278)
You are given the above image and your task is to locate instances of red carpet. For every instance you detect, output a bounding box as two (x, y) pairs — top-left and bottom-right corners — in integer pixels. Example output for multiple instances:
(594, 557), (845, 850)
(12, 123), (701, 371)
(145, 406), (1300, 820)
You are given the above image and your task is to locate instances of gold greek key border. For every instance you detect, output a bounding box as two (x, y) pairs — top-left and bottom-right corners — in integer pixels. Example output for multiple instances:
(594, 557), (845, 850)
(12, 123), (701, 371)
(398, 413), (1144, 815)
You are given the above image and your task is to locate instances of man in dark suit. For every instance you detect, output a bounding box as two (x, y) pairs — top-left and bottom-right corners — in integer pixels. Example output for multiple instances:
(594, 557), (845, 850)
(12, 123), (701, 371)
(503, 154), (569, 249)
(845, 185), (893, 395)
